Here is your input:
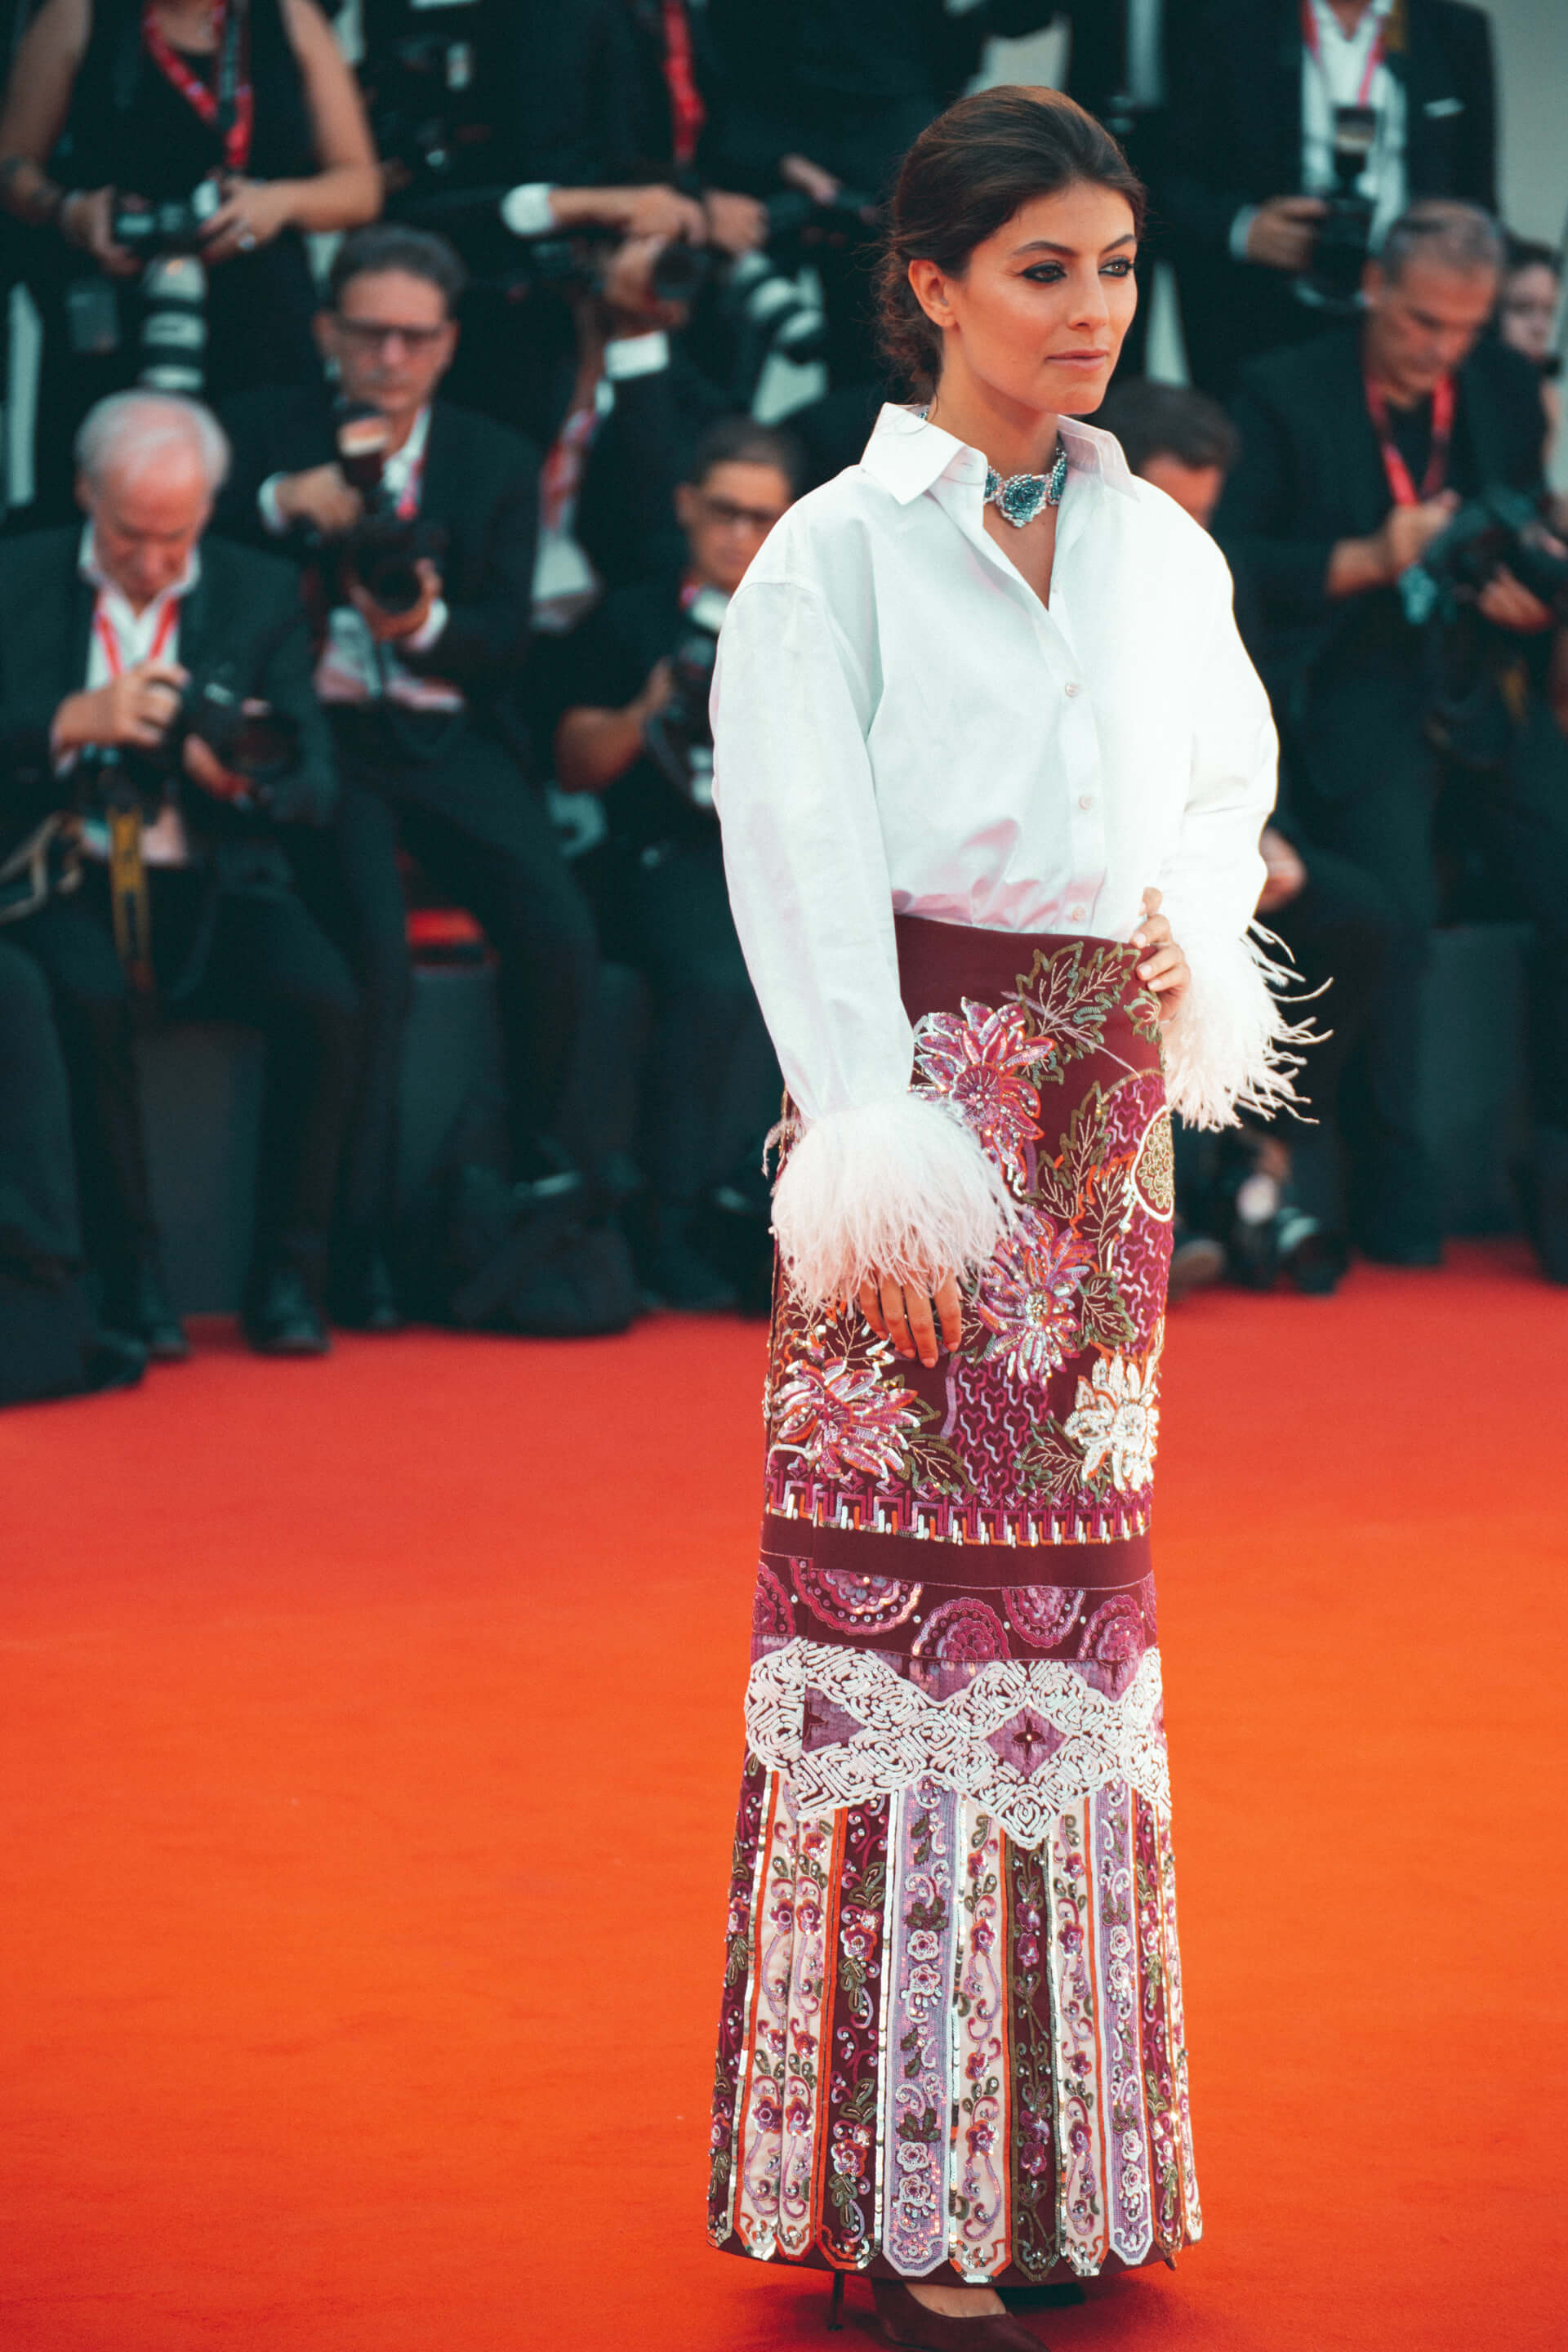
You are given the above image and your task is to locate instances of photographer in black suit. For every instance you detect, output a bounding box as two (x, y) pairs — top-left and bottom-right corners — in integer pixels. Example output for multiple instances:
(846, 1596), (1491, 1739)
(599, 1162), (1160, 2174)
(551, 416), (795, 1308)
(217, 224), (592, 1330)
(1165, 0), (1495, 395)
(0, 390), (356, 1356)
(1214, 203), (1568, 1281)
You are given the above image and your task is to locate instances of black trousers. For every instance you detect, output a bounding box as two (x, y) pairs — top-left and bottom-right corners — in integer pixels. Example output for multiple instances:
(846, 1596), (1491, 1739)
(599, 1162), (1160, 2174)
(301, 724), (598, 1250)
(10, 869), (358, 1307)
(0, 936), (113, 1404)
(1294, 677), (1568, 1239)
(582, 833), (778, 1209)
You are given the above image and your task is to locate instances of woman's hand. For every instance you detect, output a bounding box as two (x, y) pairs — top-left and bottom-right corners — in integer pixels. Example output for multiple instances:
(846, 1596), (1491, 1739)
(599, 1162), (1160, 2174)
(198, 175), (297, 264)
(1133, 886), (1191, 1024)
(60, 185), (139, 274)
(857, 1267), (963, 1369)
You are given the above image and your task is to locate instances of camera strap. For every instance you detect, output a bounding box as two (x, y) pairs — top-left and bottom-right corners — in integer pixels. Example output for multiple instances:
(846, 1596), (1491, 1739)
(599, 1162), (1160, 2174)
(106, 791), (154, 996)
(1365, 370), (1454, 506)
(92, 593), (180, 996)
(141, 0), (255, 175)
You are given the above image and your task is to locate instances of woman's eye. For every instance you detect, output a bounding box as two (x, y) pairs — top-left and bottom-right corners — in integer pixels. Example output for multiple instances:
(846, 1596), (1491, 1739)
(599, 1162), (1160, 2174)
(1022, 264), (1066, 284)
(1102, 257), (1136, 277)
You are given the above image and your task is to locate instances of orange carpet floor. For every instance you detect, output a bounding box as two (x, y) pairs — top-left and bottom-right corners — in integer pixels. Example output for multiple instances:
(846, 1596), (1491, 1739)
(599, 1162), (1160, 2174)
(2, 1241), (1565, 2352)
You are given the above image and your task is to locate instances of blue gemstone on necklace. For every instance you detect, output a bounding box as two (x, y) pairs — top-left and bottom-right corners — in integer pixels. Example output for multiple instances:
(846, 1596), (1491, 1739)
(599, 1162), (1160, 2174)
(984, 437), (1069, 528)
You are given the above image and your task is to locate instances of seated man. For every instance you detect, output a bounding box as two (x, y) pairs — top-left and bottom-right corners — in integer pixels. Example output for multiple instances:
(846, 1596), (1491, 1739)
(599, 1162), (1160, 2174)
(217, 225), (595, 1330)
(1102, 377), (1400, 1292)
(0, 391), (356, 1356)
(551, 417), (797, 1307)
(1214, 199), (1568, 1280)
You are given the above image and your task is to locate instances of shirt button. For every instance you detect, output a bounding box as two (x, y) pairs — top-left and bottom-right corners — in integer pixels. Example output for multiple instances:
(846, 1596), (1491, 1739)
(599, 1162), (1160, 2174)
(1078, 794), (1093, 811)
(1064, 680), (1082, 697)
(1070, 905), (1088, 923)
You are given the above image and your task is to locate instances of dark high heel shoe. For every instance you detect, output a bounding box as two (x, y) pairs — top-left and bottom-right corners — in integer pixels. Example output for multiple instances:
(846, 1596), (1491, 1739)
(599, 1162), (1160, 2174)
(871, 2278), (1047, 2350)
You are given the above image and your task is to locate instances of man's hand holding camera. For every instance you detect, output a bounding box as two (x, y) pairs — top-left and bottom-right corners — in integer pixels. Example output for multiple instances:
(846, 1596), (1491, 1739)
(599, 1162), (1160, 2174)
(55, 658), (185, 756)
(53, 660), (256, 802)
(273, 461), (365, 539)
(345, 554), (443, 644)
(1243, 196), (1329, 274)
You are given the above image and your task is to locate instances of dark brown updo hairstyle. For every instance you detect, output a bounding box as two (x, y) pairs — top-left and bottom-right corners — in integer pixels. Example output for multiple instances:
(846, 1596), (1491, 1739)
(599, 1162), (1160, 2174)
(875, 85), (1146, 398)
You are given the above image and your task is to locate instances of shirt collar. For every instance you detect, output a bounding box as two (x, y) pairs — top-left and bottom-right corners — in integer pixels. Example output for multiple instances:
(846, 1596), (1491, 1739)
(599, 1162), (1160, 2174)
(381, 403), (433, 486)
(78, 523), (201, 612)
(859, 401), (1139, 506)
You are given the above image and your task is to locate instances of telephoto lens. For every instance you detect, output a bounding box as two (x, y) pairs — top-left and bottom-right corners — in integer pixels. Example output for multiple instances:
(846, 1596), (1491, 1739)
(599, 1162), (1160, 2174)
(137, 256), (208, 394)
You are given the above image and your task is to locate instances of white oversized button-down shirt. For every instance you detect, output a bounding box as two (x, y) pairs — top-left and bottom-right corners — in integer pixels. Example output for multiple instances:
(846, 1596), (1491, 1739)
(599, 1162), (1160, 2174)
(711, 403), (1281, 1141)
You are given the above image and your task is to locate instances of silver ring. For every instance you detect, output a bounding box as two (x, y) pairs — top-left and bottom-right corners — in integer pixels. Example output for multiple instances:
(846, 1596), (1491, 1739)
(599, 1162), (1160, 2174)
(237, 225), (256, 252)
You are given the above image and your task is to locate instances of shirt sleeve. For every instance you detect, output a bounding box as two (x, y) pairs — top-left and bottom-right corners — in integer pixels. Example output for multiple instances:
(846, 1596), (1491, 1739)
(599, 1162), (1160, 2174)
(1151, 550), (1309, 1129)
(712, 572), (1012, 1306)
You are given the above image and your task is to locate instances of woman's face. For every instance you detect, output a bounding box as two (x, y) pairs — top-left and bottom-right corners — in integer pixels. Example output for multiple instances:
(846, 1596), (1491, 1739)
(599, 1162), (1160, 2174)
(1498, 262), (1559, 366)
(911, 180), (1139, 418)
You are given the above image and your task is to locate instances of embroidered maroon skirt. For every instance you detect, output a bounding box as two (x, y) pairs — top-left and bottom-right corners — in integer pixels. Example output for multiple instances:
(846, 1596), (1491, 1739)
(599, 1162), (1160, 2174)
(707, 915), (1200, 2286)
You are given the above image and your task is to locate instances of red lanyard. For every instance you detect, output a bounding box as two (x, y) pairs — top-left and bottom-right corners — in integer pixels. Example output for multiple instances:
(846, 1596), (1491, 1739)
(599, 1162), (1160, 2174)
(94, 592), (180, 678)
(391, 444), (425, 523)
(1300, 0), (1390, 106)
(1365, 372), (1454, 505)
(142, 1), (255, 174)
(661, 0), (706, 168)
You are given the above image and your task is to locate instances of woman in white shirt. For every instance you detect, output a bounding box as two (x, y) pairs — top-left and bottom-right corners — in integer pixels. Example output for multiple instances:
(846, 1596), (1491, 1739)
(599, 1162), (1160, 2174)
(706, 88), (1298, 2348)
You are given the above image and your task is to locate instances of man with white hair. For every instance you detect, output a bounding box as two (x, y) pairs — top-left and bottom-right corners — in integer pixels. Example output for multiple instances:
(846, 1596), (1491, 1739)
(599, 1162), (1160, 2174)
(0, 389), (356, 1357)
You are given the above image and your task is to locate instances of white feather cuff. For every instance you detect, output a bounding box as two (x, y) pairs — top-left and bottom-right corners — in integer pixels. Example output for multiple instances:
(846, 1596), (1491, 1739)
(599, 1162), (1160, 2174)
(772, 1094), (1014, 1310)
(1161, 923), (1315, 1131)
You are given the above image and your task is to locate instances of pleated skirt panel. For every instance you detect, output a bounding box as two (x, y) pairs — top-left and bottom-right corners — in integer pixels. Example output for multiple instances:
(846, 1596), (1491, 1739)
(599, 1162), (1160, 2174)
(708, 916), (1200, 2286)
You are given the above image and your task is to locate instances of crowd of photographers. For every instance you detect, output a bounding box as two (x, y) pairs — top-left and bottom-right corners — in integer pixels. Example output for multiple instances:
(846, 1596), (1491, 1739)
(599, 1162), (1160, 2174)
(0, 0), (1562, 1405)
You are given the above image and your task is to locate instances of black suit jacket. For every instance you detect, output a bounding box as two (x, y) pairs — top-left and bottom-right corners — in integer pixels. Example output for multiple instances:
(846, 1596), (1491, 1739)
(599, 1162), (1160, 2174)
(1165, 0), (1495, 391)
(1213, 326), (1546, 715)
(215, 390), (539, 705)
(0, 528), (336, 895)
(1165, 0), (1495, 249)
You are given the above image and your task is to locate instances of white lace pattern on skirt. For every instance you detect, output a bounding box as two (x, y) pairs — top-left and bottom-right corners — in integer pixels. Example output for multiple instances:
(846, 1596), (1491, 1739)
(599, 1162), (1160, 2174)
(745, 1640), (1169, 1848)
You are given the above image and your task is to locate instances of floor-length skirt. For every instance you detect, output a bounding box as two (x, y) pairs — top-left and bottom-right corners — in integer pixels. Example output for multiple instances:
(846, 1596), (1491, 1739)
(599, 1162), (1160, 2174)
(708, 915), (1200, 2286)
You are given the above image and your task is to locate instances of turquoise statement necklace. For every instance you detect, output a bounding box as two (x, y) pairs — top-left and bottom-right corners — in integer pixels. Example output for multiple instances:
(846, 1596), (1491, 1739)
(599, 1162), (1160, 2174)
(920, 409), (1068, 527)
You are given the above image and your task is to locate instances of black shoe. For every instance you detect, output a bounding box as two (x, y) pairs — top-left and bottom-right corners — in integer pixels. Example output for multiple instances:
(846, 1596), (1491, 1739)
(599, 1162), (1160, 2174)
(105, 1262), (189, 1362)
(244, 1267), (330, 1356)
(328, 1247), (404, 1334)
(1169, 1219), (1225, 1303)
(1356, 1227), (1444, 1268)
(639, 1231), (738, 1313)
(81, 1328), (148, 1393)
(1514, 1127), (1568, 1285)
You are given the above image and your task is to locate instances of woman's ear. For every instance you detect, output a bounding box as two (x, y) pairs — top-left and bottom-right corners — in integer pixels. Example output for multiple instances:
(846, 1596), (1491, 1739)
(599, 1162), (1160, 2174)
(907, 257), (956, 332)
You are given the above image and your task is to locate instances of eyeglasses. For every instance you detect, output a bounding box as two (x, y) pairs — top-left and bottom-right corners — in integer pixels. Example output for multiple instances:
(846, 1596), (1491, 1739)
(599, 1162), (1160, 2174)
(334, 318), (450, 351)
(696, 492), (788, 532)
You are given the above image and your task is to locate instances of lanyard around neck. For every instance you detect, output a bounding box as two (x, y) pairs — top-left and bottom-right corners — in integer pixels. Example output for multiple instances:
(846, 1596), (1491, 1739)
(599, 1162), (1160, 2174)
(1365, 371), (1454, 505)
(1301, 0), (1391, 106)
(141, 0), (255, 174)
(93, 590), (180, 677)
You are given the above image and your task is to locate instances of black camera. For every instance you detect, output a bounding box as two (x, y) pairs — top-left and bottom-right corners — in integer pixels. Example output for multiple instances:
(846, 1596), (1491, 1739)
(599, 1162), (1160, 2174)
(1404, 488), (1568, 626)
(642, 585), (728, 810)
(112, 178), (223, 259)
(90, 666), (302, 804)
(1305, 105), (1377, 310)
(328, 403), (448, 615)
(345, 509), (448, 616)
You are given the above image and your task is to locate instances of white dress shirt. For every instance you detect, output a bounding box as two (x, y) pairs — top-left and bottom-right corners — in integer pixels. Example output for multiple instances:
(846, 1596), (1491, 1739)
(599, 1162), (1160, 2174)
(74, 524), (196, 868)
(712, 406), (1296, 1303)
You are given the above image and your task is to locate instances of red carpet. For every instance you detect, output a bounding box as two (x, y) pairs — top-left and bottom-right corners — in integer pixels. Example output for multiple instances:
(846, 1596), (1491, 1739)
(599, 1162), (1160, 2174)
(2, 1242), (1565, 2352)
